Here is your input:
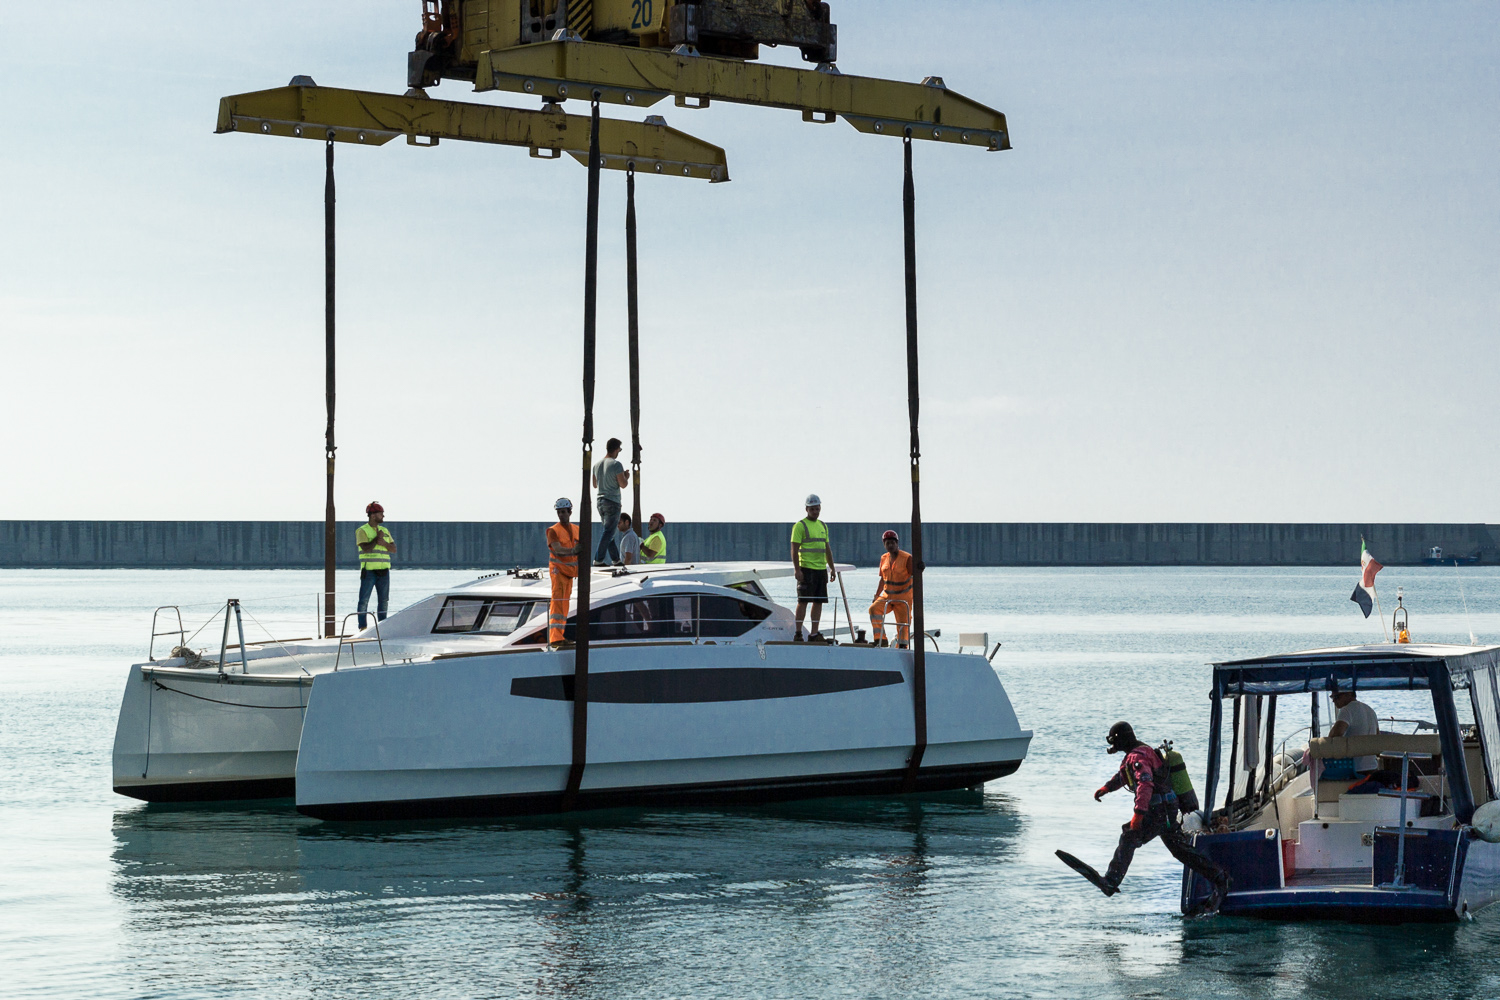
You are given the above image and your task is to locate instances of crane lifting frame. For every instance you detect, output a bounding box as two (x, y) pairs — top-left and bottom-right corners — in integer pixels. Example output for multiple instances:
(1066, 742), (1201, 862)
(474, 40), (1010, 151)
(217, 84), (730, 181)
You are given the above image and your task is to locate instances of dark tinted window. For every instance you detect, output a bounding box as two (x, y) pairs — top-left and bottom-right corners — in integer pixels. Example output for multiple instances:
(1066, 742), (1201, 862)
(729, 581), (768, 598)
(520, 595), (697, 643)
(698, 595), (772, 637)
(591, 596), (694, 639)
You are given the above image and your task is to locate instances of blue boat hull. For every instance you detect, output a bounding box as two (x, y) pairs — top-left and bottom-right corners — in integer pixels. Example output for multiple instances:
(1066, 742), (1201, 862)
(1183, 828), (1500, 923)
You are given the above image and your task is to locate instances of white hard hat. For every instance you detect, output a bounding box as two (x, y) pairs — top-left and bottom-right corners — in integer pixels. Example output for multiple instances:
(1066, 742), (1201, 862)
(554, 497), (573, 510)
(805, 494), (821, 506)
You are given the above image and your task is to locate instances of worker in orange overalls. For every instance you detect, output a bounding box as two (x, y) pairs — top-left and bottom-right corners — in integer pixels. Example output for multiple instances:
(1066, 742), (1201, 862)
(546, 497), (582, 644)
(869, 529), (913, 648)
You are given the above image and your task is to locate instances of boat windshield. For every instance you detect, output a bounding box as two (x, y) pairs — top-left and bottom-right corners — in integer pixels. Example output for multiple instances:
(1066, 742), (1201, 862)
(432, 597), (536, 635)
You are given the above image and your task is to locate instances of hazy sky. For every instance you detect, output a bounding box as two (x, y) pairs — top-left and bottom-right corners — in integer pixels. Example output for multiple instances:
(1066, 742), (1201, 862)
(3, 2), (1497, 523)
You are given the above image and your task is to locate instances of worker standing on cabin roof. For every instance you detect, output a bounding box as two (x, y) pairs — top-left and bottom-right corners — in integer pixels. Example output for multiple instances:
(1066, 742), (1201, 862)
(591, 437), (630, 566)
(356, 502), (396, 629)
(869, 530), (913, 648)
(546, 498), (582, 644)
(640, 513), (667, 564)
(1094, 721), (1230, 914)
(791, 495), (836, 642)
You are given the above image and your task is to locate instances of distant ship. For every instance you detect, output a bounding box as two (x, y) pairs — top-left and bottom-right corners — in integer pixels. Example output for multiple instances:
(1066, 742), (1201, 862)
(1423, 546), (1482, 566)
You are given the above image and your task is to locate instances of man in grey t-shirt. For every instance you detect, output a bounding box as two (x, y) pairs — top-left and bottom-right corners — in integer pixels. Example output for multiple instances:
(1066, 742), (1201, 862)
(591, 437), (630, 566)
(617, 512), (641, 565)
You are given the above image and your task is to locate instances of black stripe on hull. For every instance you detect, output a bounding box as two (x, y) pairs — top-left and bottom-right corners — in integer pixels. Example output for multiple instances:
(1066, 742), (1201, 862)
(298, 759), (1024, 822)
(511, 667), (905, 703)
(113, 776), (296, 803)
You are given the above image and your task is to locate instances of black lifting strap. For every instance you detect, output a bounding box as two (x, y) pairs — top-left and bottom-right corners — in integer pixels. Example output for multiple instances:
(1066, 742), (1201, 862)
(322, 136), (337, 639)
(563, 97), (603, 811)
(626, 163), (643, 530)
(902, 134), (928, 791)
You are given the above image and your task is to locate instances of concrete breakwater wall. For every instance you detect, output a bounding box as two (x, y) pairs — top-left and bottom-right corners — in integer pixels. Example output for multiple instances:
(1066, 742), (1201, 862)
(2, 521), (1496, 569)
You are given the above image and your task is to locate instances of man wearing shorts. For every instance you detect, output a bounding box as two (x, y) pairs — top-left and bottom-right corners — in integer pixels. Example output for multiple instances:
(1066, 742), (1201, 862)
(790, 494), (837, 642)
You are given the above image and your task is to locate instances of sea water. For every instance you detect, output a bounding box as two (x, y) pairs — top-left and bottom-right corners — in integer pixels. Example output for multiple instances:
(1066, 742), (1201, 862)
(4, 566), (1500, 999)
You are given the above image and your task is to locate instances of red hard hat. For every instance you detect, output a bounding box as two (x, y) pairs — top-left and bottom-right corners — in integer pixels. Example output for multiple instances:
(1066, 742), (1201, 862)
(366, 501), (384, 514)
(650, 512), (666, 525)
(883, 530), (899, 541)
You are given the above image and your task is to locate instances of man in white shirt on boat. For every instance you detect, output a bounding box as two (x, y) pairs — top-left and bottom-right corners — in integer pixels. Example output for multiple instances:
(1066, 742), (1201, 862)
(1329, 690), (1380, 774)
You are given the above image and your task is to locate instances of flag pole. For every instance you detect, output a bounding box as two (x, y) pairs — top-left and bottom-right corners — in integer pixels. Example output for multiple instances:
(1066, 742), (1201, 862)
(1373, 586), (1389, 642)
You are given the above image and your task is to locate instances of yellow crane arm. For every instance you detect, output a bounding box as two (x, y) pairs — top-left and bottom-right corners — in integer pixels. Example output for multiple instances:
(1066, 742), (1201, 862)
(215, 83), (730, 181)
(475, 41), (1010, 151)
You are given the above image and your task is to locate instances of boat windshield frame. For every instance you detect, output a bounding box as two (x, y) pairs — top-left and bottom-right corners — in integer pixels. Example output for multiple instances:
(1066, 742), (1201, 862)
(1202, 646), (1500, 827)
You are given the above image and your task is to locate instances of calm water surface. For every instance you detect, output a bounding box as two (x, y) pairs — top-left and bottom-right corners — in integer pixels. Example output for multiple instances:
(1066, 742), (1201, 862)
(5, 566), (1500, 999)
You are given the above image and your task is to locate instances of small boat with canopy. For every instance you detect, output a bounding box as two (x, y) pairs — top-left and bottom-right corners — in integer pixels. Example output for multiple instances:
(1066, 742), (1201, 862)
(1187, 641), (1500, 921)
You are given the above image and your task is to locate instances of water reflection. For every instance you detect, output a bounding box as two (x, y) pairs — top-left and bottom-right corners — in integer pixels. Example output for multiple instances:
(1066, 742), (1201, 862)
(110, 792), (1021, 999)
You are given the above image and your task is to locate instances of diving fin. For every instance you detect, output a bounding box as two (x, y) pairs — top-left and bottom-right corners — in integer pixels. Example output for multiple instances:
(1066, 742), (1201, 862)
(1056, 850), (1118, 897)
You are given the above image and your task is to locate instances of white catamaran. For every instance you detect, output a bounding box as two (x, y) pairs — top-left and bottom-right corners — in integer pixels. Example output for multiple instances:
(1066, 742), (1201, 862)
(113, 562), (1032, 817)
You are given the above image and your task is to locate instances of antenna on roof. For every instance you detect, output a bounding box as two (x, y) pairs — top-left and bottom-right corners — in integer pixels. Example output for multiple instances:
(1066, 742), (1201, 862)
(1453, 561), (1479, 645)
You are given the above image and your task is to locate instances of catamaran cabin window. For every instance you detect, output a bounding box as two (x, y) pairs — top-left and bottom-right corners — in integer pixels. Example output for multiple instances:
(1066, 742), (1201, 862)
(697, 595), (772, 637)
(520, 594), (769, 643)
(432, 597), (534, 635)
(476, 602), (532, 635)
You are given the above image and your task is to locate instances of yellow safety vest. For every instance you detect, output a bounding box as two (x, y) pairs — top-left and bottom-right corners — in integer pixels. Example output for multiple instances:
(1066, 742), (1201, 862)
(356, 523), (393, 570)
(643, 530), (667, 564)
(792, 518), (829, 570)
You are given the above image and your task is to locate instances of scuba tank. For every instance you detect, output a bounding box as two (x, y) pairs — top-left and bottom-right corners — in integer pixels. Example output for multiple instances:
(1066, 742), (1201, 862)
(1158, 740), (1200, 815)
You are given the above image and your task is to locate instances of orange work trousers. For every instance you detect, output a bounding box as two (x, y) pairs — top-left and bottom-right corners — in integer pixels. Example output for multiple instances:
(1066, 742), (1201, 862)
(549, 569), (575, 642)
(869, 594), (910, 644)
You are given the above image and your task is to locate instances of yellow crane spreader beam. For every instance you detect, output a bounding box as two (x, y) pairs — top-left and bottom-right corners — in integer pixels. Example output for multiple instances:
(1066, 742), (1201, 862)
(475, 41), (1010, 152)
(216, 84), (730, 181)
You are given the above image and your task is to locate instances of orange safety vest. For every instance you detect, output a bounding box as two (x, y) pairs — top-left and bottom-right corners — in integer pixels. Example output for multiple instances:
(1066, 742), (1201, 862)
(880, 549), (913, 597)
(546, 522), (580, 578)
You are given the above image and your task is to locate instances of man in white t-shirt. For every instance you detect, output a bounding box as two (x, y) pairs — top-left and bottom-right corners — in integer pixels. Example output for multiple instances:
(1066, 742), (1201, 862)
(1329, 691), (1380, 773)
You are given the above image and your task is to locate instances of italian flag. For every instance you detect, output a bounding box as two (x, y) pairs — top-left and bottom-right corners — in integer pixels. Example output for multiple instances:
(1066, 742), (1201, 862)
(1349, 538), (1383, 619)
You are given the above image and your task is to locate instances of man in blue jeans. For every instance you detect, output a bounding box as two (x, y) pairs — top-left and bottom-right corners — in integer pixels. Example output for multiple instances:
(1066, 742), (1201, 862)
(356, 501), (396, 628)
(591, 438), (630, 566)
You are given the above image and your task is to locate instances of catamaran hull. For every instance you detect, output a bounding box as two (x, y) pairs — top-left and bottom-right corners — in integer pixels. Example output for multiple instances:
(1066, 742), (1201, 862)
(112, 665), (309, 802)
(295, 644), (1031, 821)
(300, 759), (1021, 821)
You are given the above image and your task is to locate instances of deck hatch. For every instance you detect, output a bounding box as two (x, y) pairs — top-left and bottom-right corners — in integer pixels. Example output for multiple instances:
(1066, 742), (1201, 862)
(511, 667), (904, 703)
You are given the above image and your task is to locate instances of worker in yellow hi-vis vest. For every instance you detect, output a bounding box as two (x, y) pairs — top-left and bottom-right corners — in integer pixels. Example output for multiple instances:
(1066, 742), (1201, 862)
(356, 501), (396, 629)
(790, 494), (837, 642)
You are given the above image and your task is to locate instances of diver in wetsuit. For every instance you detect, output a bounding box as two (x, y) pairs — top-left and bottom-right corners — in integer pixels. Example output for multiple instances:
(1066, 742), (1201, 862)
(1095, 721), (1231, 913)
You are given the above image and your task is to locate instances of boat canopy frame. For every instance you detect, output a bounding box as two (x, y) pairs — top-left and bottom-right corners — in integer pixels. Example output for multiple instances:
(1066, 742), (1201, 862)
(1203, 646), (1500, 827)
